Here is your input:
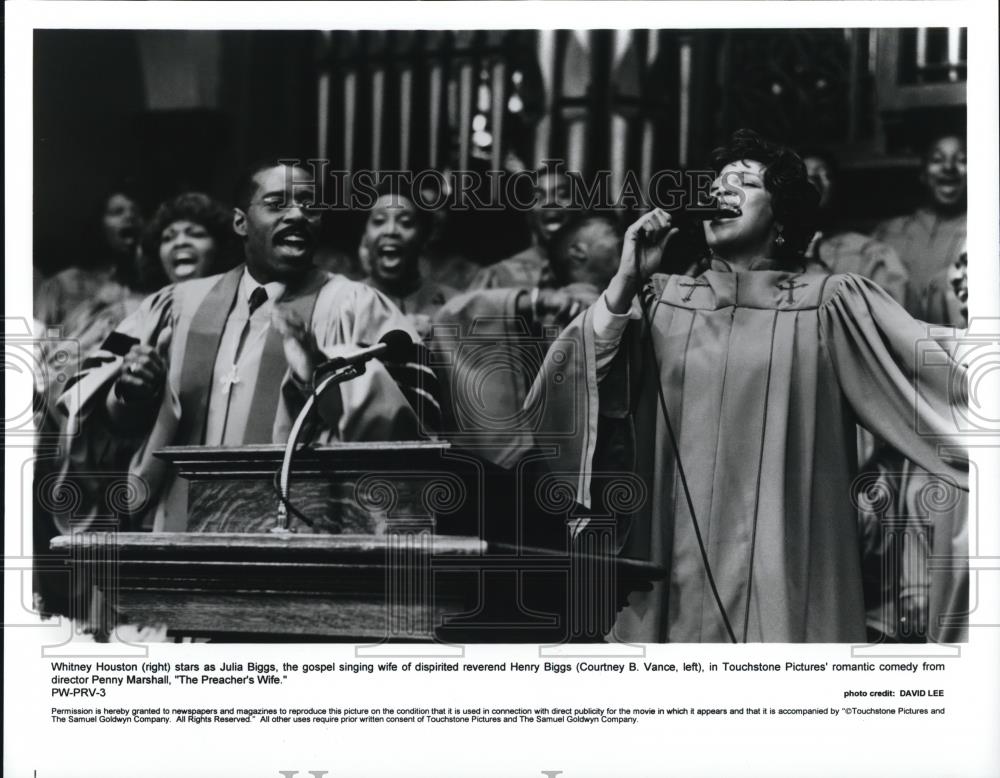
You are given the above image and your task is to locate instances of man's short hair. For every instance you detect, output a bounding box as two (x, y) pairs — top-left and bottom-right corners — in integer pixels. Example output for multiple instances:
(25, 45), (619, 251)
(233, 157), (312, 212)
(548, 211), (623, 283)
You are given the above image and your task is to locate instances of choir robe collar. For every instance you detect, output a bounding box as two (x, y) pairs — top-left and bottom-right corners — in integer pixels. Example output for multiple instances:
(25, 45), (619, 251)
(707, 256), (803, 273)
(648, 257), (827, 311)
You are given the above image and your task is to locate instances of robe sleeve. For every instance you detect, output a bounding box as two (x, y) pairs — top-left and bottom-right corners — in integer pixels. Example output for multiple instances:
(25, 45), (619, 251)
(523, 303), (609, 507)
(274, 280), (427, 443)
(59, 285), (176, 451)
(466, 265), (497, 291)
(592, 293), (638, 382)
(429, 288), (534, 467)
(859, 239), (909, 308)
(820, 274), (968, 488)
(55, 285), (177, 525)
(35, 272), (71, 326)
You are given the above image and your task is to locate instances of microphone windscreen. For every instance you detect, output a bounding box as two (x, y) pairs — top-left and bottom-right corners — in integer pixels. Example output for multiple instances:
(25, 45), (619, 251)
(379, 329), (415, 362)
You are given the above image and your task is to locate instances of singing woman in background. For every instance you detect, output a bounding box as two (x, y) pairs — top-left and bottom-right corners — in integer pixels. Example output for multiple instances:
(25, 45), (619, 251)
(527, 129), (968, 643)
(140, 191), (239, 288)
(360, 181), (457, 340)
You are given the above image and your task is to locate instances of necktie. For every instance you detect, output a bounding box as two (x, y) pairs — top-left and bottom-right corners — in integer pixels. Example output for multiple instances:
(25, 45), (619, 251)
(248, 286), (269, 316)
(235, 286), (269, 359)
(218, 286), (271, 436)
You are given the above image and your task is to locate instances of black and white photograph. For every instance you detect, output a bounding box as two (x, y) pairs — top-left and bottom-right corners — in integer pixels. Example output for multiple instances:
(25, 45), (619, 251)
(5, 2), (999, 776)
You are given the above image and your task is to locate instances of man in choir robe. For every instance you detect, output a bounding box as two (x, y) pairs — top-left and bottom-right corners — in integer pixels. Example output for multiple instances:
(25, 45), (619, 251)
(525, 130), (967, 642)
(467, 164), (582, 290)
(430, 213), (621, 467)
(59, 161), (422, 532)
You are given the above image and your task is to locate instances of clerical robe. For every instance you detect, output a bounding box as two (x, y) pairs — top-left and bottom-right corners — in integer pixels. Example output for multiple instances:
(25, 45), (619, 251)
(59, 265), (420, 531)
(525, 260), (967, 642)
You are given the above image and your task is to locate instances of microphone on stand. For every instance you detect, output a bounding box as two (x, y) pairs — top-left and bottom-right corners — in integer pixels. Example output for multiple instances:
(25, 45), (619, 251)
(273, 330), (415, 532)
(314, 329), (414, 378)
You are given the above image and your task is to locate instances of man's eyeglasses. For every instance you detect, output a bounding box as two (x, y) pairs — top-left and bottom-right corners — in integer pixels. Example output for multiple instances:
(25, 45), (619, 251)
(251, 195), (322, 215)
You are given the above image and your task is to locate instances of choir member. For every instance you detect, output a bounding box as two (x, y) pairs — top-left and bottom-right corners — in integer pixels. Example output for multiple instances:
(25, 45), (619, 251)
(873, 131), (967, 315)
(527, 129), (968, 642)
(361, 181), (457, 339)
(431, 212), (622, 467)
(58, 160), (424, 531)
(801, 149), (909, 306)
(467, 163), (582, 290)
(35, 189), (144, 328)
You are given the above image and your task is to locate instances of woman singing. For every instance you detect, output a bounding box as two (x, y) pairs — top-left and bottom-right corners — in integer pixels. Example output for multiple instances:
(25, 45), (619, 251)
(527, 129), (968, 643)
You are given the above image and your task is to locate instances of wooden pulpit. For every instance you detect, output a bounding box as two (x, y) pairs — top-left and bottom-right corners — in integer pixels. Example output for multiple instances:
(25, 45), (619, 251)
(50, 441), (664, 642)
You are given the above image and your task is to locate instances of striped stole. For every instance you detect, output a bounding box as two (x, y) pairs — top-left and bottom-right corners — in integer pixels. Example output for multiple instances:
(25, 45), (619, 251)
(176, 266), (325, 445)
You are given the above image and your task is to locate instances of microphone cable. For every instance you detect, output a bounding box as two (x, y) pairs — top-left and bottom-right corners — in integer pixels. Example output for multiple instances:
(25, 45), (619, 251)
(271, 434), (317, 530)
(637, 282), (738, 644)
(270, 383), (335, 531)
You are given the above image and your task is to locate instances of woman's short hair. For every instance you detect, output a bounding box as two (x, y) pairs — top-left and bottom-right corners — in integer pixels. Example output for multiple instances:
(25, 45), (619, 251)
(138, 192), (237, 291)
(710, 129), (819, 262)
(368, 178), (434, 236)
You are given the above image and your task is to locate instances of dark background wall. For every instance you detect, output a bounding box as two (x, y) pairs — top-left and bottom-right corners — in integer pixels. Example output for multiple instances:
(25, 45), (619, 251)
(33, 30), (317, 276)
(33, 28), (966, 277)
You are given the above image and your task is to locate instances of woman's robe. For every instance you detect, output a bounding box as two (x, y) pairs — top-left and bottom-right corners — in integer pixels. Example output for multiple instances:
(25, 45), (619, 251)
(525, 260), (968, 642)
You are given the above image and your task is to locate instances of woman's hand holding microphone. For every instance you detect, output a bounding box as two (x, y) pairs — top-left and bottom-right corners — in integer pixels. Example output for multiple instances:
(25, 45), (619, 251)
(605, 208), (679, 314)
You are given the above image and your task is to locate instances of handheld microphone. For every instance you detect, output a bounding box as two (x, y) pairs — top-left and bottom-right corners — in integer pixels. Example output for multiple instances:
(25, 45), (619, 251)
(314, 329), (414, 377)
(685, 204), (742, 220)
(635, 201), (743, 243)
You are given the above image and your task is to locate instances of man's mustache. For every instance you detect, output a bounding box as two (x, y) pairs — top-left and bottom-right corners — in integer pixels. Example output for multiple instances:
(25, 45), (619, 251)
(274, 225), (313, 241)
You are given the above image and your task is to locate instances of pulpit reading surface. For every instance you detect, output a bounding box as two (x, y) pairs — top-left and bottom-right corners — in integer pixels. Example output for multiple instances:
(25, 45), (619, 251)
(50, 442), (664, 642)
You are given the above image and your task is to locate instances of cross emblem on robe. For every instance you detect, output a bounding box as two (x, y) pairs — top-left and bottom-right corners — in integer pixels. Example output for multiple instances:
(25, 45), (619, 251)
(679, 279), (711, 302)
(776, 278), (807, 305)
(220, 363), (242, 395)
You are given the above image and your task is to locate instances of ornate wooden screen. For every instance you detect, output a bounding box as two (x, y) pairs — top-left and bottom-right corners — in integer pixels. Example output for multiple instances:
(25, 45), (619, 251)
(316, 29), (692, 193)
(314, 28), (966, 197)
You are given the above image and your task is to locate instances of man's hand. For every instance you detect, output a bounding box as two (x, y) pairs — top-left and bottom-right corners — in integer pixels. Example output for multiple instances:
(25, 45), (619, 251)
(535, 283), (601, 326)
(272, 304), (320, 386)
(113, 327), (171, 405)
(605, 209), (679, 314)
